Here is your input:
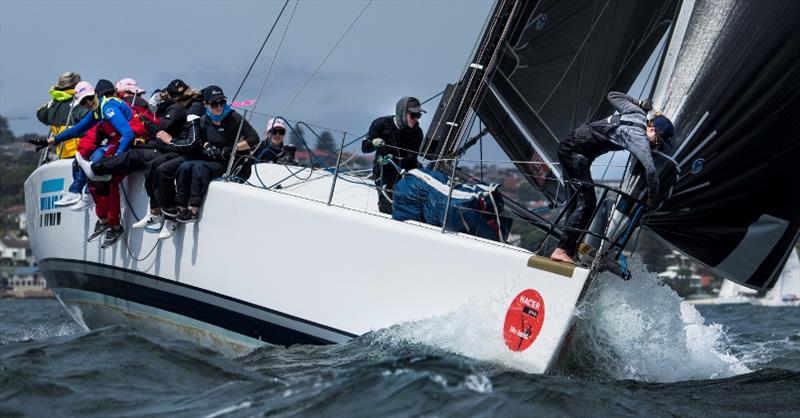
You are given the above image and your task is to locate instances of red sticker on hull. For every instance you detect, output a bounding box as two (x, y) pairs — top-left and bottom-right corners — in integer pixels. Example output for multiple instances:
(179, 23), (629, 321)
(503, 289), (545, 352)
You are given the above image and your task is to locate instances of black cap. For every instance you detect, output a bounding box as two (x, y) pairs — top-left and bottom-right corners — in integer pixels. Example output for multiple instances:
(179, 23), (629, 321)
(203, 85), (226, 102)
(406, 97), (426, 113)
(95, 79), (115, 96)
(166, 79), (188, 97)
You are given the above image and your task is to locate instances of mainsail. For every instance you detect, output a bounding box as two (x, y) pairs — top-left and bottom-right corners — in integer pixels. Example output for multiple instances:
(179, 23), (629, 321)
(644, 0), (800, 291)
(472, 0), (680, 202)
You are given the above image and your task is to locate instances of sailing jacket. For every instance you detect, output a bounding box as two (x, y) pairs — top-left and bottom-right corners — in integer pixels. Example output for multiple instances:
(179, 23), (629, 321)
(55, 96), (140, 156)
(362, 115), (423, 172)
(36, 88), (89, 158)
(563, 91), (658, 200)
(195, 110), (260, 176)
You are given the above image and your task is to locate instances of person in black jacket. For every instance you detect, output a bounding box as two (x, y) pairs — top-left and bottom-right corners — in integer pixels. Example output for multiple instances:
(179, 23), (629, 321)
(81, 79), (205, 231)
(162, 85), (259, 225)
(30, 72), (90, 207)
(550, 92), (674, 264)
(362, 96), (425, 214)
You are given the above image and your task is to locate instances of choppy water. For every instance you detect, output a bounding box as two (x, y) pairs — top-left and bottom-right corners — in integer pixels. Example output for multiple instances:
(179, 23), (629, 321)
(2, 266), (799, 417)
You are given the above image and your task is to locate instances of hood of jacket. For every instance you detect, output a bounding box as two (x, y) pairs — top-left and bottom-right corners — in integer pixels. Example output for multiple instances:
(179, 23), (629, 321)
(394, 96), (412, 129)
(49, 88), (76, 102)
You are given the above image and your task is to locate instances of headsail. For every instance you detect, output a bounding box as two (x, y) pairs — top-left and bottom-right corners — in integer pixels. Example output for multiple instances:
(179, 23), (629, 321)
(472, 0), (680, 202)
(644, 0), (800, 291)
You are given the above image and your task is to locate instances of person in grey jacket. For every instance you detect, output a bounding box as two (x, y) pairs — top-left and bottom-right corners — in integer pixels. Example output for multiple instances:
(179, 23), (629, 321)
(550, 91), (674, 264)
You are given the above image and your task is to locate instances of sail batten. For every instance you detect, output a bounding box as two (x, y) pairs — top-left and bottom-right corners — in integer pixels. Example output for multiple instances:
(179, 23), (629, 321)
(644, 0), (800, 290)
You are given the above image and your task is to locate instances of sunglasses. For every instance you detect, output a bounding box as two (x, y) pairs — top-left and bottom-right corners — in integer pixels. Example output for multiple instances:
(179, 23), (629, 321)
(270, 128), (286, 135)
(409, 111), (422, 120)
(208, 100), (226, 109)
(80, 95), (96, 105)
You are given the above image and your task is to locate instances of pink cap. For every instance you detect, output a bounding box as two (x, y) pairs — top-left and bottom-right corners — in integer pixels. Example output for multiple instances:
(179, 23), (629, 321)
(72, 81), (95, 104)
(266, 118), (286, 132)
(115, 78), (145, 94)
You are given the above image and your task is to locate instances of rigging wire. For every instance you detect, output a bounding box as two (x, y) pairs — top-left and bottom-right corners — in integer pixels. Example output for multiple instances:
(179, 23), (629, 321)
(282, 0), (373, 115)
(250, 0), (300, 122)
(231, 0), (292, 104)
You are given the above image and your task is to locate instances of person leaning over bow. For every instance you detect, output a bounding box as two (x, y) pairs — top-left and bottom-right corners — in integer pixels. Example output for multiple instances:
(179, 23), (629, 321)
(361, 96), (425, 214)
(163, 85), (259, 226)
(55, 79), (147, 248)
(550, 91), (675, 264)
(29, 72), (89, 207)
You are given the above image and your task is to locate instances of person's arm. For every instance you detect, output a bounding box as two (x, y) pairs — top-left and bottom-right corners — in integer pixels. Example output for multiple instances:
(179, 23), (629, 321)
(36, 102), (50, 125)
(607, 91), (646, 116)
(167, 115), (204, 154)
(362, 117), (383, 153)
(53, 111), (96, 143)
(236, 116), (259, 151)
(159, 104), (188, 134)
(626, 139), (659, 202)
(105, 103), (135, 155)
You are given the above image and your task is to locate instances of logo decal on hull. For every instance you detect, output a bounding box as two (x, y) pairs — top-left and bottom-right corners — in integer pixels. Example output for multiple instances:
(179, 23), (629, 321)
(39, 178), (65, 228)
(503, 289), (545, 352)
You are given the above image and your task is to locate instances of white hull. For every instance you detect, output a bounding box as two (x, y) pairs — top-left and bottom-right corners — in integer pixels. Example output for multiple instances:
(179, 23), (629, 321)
(25, 160), (592, 372)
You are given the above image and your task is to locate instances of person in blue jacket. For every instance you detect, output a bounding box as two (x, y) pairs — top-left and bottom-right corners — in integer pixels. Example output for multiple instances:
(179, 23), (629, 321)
(49, 79), (136, 157)
(48, 79), (140, 248)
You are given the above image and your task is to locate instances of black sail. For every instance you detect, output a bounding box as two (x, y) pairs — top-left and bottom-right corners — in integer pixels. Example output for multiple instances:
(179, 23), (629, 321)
(476, 0), (680, 202)
(644, 0), (800, 291)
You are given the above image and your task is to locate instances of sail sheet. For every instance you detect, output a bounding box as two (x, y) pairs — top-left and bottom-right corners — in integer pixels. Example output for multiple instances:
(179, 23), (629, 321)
(644, 0), (800, 291)
(475, 0), (680, 202)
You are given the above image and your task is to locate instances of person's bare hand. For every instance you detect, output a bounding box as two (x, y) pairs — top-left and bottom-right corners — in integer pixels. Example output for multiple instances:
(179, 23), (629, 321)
(156, 131), (173, 144)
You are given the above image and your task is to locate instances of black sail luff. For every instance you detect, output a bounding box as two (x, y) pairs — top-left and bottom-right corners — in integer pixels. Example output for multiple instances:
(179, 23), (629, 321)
(644, 0), (800, 291)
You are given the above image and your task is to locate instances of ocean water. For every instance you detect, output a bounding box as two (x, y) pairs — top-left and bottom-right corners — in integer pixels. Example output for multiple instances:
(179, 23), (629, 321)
(1, 267), (799, 417)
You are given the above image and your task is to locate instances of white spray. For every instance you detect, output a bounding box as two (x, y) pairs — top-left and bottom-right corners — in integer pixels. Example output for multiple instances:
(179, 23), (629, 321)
(377, 258), (749, 382)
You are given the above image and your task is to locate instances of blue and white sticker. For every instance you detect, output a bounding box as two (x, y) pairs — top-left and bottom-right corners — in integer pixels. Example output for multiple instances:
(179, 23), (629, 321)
(534, 13), (548, 31)
(691, 158), (705, 174)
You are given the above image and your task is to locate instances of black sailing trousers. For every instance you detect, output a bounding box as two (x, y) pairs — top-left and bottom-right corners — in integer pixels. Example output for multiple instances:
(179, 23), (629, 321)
(92, 148), (167, 209)
(556, 138), (597, 257)
(175, 160), (227, 208)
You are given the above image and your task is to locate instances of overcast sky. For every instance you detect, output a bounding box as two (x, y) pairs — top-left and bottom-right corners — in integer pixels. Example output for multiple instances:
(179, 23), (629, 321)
(1, 0), (642, 179)
(0, 0), (493, 139)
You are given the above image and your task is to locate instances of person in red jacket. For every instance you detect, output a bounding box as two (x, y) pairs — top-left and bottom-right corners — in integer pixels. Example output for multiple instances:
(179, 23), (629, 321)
(58, 79), (152, 248)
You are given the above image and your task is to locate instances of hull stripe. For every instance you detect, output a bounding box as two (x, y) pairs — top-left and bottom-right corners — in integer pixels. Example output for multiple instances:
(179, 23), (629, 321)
(39, 258), (356, 346)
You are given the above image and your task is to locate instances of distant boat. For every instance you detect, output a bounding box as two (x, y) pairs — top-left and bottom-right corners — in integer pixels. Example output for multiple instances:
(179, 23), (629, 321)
(712, 279), (758, 305)
(704, 249), (799, 306)
(760, 249), (800, 307)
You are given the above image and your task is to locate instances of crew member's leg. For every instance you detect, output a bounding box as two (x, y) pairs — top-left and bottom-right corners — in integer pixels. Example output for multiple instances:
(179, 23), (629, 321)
(552, 150), (596, 263)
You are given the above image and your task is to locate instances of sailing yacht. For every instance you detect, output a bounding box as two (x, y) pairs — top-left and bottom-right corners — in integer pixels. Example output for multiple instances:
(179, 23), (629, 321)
(761, 249), (800, 307)
(24, 0), (800, 372)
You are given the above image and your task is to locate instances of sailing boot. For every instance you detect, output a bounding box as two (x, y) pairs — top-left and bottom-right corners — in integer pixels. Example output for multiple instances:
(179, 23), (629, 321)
(132, 212), (164, 230)
(69, 193), (95, 212)
(161, 206), (181, 219)
(88, 220), (110, 242)
(55, 192), (81, 207)
(75, 152), (112, 182)
(101, 226), (125, 248)
(176, 208), (199, 224)
(158, 219), (178, 240)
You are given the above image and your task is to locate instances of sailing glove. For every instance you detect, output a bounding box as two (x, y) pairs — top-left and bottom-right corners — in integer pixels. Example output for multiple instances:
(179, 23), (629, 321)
(26, 138), (49, 152)
(372, 138), (385, 148)
(202, 145), (223, 161)
(638, 99), (653, 112)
